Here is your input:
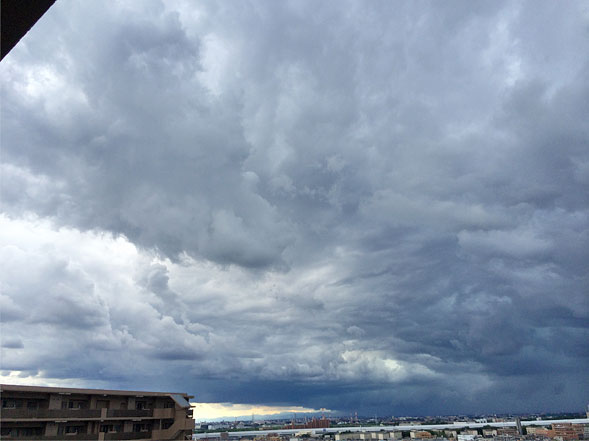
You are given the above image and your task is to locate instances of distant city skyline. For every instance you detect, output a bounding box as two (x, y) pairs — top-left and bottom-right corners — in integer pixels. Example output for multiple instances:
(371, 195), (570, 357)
(1, 0), (588, 416)
(191, 406), (587, 423)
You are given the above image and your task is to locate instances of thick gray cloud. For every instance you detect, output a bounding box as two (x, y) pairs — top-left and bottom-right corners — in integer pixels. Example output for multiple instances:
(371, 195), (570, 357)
(1, 0), (588, 415)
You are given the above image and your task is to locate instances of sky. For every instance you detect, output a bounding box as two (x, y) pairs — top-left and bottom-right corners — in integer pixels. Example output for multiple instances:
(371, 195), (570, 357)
(1, 0), (588, 419)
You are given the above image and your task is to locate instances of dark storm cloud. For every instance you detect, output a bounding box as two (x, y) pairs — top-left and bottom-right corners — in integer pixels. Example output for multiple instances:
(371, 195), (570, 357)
(1, 338), (24, 349)
(1, 0), (588, 415)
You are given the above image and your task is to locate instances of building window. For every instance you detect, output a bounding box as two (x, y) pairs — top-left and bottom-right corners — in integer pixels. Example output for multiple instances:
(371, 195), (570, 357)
(65, 426), (84, 434)
(133, 423), (151, 432)
(18, 427), (43, 436)
(100, 425), (113, 433)
(68, 400), (86, 409)
(164, 401), (174, 408)
(62, 400), (86, 409)
(136, 400), (147, 410)
(2, 399), (22, 408)
(2, 399), (16, 408)
(96, 400), (109, 409)
(162, 419), (174, 429)
(27, 401), (38, 410)
(99, 424), (121, 433)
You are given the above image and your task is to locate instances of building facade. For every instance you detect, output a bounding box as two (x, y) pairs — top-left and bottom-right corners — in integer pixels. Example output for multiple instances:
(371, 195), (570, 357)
(0, 384), (194, 440)
(550, 423), (581, 441)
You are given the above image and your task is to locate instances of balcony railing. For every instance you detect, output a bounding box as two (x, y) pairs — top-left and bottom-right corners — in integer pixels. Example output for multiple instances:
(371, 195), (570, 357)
(104, 431), (152, 440)
(0, 431), (156, 440)
(152, 408), (174, 419)
(106, 409), (153, 418)
(49, 434), (100, 440)
(0, 409), (101, 420)
(3, 435), (99, 440)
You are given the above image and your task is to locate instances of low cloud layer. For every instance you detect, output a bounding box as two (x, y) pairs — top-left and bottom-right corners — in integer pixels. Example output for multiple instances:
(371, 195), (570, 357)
(1, 0), (588, 415)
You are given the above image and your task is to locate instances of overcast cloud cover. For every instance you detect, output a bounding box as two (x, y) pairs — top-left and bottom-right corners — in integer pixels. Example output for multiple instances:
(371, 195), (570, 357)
(1, 0), (588, 415)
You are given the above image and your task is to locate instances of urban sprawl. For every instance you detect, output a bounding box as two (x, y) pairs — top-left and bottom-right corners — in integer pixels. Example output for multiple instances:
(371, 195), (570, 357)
(195, 409), (589, 441)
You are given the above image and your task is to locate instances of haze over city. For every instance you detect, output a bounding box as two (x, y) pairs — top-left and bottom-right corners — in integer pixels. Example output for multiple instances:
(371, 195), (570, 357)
(1, 0), (588, 420)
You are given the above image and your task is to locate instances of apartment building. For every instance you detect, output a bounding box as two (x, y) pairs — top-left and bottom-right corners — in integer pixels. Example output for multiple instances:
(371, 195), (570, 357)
(550, 423), (581, 441)
(0, 384), (194, 440)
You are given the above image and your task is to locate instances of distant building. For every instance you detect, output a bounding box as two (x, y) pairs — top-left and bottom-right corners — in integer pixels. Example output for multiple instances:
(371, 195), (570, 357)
(551, 423), (580, 441)
(335, 433), (360, 441)
(410, 431), (433, 439)
(370, 432), (391, 440)
(0, 384), (194, 440)
(525, 427), (550, 436)
(285, 417), (330, 430)
(497, 427), (518, 437)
